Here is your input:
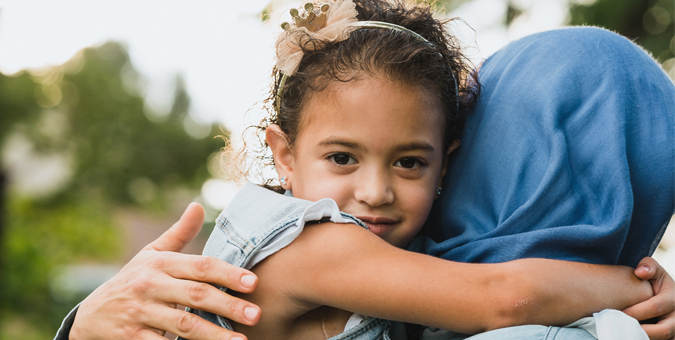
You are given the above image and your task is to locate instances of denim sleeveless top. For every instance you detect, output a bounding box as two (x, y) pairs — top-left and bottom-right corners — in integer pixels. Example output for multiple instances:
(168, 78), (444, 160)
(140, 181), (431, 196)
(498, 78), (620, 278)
(182, 183), (407, 340)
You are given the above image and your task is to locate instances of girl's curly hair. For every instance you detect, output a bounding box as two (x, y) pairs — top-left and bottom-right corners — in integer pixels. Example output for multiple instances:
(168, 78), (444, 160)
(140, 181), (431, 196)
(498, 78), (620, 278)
(227, 0), (479, 190)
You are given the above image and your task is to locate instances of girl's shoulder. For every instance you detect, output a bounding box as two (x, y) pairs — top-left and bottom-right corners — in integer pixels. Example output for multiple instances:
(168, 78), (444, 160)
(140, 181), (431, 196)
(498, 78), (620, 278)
(203, 182), (366, 270)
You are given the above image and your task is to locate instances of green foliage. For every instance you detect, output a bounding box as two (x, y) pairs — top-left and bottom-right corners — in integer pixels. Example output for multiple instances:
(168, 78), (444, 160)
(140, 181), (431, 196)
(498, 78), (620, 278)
(35, 42), (225, 205)
(569, 0), (674, 62)
(0, 41), (228, 338)
(426, 0), (457, 14)
(0, 72), (41, 144)
(1, 197), (120, 331)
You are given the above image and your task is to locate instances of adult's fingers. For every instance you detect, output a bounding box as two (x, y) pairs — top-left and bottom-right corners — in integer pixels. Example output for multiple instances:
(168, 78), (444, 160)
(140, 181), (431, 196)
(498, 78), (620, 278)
(133, 329), (174, 340)
(142, 304), (248, 340)
(157, 252), (258, 294)
(146, 202), (205, 253)
(153, 278), (261, 326)
(641, 311), (675, 340)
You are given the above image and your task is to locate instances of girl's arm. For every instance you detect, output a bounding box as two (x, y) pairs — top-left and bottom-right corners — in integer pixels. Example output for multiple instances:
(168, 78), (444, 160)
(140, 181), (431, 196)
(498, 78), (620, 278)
(246, 221), (652, 334)
(624, 257), (675, 340)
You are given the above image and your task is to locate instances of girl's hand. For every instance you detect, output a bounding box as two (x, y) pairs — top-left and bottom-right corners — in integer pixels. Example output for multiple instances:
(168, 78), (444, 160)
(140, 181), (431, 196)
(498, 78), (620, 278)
(69, 203), (261, 340)
(623, 257), (675, 340)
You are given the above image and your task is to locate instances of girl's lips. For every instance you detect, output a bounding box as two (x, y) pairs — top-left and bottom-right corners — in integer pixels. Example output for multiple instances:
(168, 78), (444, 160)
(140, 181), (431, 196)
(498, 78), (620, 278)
(356, 216), (399, 236)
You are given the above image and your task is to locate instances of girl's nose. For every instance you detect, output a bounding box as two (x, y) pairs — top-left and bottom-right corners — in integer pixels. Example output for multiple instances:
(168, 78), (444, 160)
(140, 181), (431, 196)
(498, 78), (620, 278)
(353, 169), (395, 207)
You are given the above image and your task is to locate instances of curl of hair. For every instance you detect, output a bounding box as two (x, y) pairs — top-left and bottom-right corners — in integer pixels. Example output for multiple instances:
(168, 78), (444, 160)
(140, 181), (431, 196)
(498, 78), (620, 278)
(226, 0), (480, 190)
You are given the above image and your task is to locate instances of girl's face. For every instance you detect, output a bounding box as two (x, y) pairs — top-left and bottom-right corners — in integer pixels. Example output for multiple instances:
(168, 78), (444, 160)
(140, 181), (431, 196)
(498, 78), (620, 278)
(268, 76), (454, 247)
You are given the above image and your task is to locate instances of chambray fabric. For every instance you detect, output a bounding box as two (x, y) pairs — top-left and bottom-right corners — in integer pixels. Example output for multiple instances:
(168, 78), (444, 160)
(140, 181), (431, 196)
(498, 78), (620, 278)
(178, 183), (406, 340)
(414, 27), (675, 267)
(421, 325), (595, 340)
(419, 309), (647, 340)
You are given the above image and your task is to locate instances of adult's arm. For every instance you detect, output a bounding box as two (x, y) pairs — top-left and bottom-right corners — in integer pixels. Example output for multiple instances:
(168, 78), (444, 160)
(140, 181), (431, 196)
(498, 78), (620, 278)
(58, 203), (261, 340)
(240, 221), (652, 335)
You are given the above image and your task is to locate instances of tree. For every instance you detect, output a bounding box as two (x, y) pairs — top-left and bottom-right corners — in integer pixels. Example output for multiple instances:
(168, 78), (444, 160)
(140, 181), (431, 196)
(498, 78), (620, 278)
(0, 41), (227, 337)
(570, 0), (673, 63)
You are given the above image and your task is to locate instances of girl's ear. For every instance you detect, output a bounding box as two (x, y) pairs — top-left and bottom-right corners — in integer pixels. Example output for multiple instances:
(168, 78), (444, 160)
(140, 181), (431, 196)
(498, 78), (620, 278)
(440, 139), (461, 178)
(436, 140), (461, 197)
(266, 124), (295, 190)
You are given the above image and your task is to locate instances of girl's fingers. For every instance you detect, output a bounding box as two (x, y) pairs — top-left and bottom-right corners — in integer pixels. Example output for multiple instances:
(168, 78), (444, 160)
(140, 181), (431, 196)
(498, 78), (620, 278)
(640, 312), (675, 340)
(154, 278), (261, 326)
(625, 257), (675, 322)
(142, 304), (248, 340)
(156, 252), (258, 294)
(623, 292), (674, 322)
(634, 258), (657, 280)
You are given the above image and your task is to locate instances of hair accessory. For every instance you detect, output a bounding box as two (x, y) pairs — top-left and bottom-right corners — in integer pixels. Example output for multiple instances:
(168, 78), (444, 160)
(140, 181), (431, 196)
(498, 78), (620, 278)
(436, 187), (442, 195)
(276, 0), (358, 76)
(282, 2), (331, 33)
(275, 0), (460, 114)
(280, 176), (287, 186)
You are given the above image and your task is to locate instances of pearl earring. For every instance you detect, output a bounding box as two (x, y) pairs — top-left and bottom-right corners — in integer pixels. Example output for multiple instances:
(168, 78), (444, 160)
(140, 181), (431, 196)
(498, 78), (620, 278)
(280, 176), (287, 186)
(436, 187), (442, 195)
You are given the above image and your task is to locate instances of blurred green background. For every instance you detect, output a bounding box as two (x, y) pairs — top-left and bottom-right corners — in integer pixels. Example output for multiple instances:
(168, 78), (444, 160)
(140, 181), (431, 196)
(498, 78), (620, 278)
(0, 0), (673, 339)
(0, 41), (227, 338)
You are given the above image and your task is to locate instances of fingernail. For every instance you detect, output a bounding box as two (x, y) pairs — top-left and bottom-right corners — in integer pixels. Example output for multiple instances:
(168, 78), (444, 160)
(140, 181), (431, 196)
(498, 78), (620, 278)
(640, 264), (650, 271)
(241, 275), (256, 288)
(244, 306), (259, 322)
(231, 337), (245, 340)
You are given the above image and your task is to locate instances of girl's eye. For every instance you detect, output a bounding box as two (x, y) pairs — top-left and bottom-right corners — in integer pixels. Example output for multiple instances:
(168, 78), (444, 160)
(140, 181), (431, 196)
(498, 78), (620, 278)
(329, 153), (356, 165)
(395, 157), (424, 169)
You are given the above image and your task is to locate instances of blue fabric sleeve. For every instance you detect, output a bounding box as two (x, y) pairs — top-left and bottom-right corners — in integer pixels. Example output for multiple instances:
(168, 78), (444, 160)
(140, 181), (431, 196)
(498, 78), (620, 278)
(414, 27), (675, 267)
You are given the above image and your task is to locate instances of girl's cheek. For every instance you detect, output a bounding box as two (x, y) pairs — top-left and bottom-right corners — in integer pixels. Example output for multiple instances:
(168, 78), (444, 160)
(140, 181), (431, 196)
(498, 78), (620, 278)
(320, 178), (351, 199)
(300, 169), (351, 203)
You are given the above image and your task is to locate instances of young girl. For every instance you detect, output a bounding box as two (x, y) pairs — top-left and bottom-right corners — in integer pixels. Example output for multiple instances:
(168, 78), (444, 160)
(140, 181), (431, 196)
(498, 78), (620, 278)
(183, 0), (655, 339)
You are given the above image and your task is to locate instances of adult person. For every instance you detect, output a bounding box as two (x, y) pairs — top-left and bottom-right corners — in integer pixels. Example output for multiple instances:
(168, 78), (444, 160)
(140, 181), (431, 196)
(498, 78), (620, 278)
(56, 27), (675, 340)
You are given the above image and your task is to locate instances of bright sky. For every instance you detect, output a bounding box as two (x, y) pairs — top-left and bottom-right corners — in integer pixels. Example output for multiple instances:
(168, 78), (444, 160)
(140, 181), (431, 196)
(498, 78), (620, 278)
(0, 0), (568, 134)
(0, 0), (278, 133)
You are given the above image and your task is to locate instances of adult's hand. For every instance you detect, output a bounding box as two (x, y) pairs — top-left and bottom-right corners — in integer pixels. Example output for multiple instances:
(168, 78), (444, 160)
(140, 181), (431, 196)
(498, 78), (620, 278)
(70, 203), (261, 340)
(623, 257), (675, 340)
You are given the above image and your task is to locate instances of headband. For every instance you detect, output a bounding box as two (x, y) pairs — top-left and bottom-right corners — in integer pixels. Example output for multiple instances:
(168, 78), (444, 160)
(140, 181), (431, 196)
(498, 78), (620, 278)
(275, 0), (459, 114)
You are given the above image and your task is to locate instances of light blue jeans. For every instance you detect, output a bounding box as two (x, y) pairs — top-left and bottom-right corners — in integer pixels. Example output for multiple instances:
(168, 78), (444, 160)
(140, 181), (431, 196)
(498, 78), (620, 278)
(444, 325), (594, 340)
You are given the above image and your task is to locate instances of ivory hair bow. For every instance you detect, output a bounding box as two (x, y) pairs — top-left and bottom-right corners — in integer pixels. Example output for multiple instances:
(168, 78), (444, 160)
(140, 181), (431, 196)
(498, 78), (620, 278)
(275, 0), (359, 76)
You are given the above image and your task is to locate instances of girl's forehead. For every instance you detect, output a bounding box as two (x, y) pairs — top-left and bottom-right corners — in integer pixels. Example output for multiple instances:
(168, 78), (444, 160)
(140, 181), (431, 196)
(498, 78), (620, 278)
(303, 76), (443, 119)
(297, 76), (445, 150)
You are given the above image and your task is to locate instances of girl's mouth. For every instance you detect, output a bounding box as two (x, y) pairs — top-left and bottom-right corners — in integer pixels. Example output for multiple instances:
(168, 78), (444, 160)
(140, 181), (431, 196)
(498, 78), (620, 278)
(356, 216), (399, 236)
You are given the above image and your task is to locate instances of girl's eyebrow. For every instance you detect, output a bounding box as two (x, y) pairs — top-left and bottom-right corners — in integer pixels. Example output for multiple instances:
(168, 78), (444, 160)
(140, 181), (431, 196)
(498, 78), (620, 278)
(317, 137), (435, 152)
(396, 142), (435, 152)
(318, 137), (363, 149)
